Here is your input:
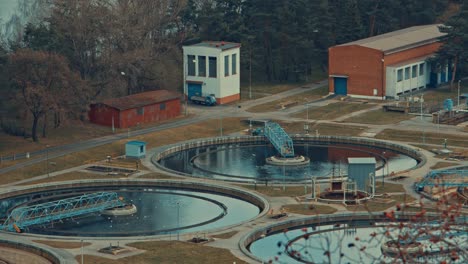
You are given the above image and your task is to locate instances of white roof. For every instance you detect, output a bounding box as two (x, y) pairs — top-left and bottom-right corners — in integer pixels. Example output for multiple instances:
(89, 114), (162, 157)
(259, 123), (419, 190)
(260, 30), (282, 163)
(348, 157), (376, 164)
(340, 24), (446, 54)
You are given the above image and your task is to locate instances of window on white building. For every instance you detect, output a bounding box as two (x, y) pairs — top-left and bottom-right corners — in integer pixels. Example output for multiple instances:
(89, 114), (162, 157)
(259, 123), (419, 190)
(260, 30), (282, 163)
(187, 55), (196, 76)
(397, 69), (403, 82)
(198, 56), (206, 77)
(404, 67), (410, 80)
(232, 54), (237, 75)
(412, 65), (417, 78)
(209, 57), (217, 77)
(224, 55), (229, 76)
(419, 63), (424, 76)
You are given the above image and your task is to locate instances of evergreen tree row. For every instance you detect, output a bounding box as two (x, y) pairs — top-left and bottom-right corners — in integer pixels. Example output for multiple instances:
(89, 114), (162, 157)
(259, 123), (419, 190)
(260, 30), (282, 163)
(182, 0), (451, 82)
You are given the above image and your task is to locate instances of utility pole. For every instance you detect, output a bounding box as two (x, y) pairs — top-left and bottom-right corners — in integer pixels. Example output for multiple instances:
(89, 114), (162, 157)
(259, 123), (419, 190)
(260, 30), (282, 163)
(249, 48), (252, 99)
(420, 94), (424, 120)
(458, 79), (461, 108)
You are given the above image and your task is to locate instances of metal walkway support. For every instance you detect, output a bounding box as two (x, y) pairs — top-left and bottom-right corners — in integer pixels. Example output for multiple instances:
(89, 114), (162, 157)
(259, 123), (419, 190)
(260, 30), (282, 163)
(264, 122), (295, 158)
(415, 170), (468, 190)
(1, 192), (124, 232)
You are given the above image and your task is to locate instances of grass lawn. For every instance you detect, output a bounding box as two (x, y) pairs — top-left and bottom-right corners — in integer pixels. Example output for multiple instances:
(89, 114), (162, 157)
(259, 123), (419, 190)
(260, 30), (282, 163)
(211, 231), (238, 239)
(343, 109), (414, 125)
(376, 129), (468, 147)
(375, 182), (405, 194)
(277, 121), (367, 137)
(33, 240), (91, 249)
(0, 122), (115, 157)
(281, 203), (337, 215)
(0, 117), (247, 185)
(76, 241), (247, 264)
(240, 82), (305, 101)
(238, 184), (310, 197)
(292, 102), (375, 120)
(245, 86), (328, 113)
(420, 83), (468, 104)
(346, 194), (415, 212)
(430, 161), (460, 169)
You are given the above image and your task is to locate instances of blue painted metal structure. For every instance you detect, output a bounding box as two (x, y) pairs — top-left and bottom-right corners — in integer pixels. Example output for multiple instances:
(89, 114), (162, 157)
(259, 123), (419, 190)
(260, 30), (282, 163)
(415, 170), (468, 191)
(0, 192), (124, 232)
(334, 77), (347, 95)
(264, 122), (294, 158)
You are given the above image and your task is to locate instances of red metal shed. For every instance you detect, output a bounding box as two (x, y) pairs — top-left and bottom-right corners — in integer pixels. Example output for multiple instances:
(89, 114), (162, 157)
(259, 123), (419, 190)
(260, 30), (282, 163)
(89, 90), (181, 128)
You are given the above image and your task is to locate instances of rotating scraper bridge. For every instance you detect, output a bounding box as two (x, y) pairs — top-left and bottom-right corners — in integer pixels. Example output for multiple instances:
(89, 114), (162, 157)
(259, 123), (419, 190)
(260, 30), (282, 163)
(0, 192), (124, 232)
(415, 170), (468, 189)
(263, 122), (295, 158)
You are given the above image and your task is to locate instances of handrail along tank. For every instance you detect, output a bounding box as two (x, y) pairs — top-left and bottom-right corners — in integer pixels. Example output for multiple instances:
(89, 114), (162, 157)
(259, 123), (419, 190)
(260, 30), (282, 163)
(190, 94), (217, 106)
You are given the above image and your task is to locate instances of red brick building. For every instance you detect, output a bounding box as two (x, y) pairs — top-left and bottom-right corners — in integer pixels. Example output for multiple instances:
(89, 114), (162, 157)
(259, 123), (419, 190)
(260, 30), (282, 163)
(89, 90), (181, 129)
(329, 24), (449, 100)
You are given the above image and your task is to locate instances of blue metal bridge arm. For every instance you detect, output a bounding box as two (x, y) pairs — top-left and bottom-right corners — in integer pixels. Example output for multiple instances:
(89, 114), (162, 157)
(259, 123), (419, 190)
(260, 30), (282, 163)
(1, 192), (125, 232)
(264, 122), (295, 158)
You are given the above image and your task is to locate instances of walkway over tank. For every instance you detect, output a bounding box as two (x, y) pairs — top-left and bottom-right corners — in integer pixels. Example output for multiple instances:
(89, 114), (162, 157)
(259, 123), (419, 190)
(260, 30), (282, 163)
(415, 170), (468, 189)
(0, 192), (125, 232)
(264, 122), (295, 158)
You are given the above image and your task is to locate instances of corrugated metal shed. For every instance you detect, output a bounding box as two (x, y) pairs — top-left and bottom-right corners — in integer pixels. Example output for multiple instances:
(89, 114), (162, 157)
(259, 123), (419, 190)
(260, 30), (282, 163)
(190, 41), (241, 51)
(101, 90), (181, 111)
(348, 157), (376, 194)
(125, 141), (146, 158)
(340, 24), (445, 54)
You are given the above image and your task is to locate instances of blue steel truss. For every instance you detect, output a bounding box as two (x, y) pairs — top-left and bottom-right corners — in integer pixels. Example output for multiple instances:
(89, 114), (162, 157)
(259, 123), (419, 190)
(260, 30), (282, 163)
(264, 122), (295, 158)
(0, 192), (124, 232)
(415, 170), (468, 190)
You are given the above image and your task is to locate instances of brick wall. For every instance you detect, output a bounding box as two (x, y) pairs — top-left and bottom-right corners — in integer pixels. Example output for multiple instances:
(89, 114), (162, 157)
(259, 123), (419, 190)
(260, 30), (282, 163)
(329, 42), (442, 98)
(329, 45), (384, 97)
(384, 42), (442, 66)
(90, 99), (181, 128)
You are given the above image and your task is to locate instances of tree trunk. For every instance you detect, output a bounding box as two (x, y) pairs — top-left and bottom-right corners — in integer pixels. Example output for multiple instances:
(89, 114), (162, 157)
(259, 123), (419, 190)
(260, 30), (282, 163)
(54, 111), (61, 128)
(368, 0), (380, 37)
(31, 115), (39, 142)
(450, 56), (458, 91)
(42, 112), (47, 138)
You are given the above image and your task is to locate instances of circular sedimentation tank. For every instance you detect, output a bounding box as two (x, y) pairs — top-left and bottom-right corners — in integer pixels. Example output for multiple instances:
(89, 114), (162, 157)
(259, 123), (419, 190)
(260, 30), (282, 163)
(0, 180), (266, 238)
(242, 213), (467, 264)
(154, 136), (423, 182)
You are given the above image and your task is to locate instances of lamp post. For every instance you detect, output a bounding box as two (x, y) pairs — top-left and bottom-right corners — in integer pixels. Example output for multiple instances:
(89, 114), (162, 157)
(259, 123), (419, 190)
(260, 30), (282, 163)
(46, 145), (50, 177)
(282, 164), (286, 191)
(420, 94), (424, 120)
(249, 48), (252, 99)
(81, 239), (84, 264)
(382, 151), (386, 189)
(458, 79), (461, 108)
(177, 202), (180, 240)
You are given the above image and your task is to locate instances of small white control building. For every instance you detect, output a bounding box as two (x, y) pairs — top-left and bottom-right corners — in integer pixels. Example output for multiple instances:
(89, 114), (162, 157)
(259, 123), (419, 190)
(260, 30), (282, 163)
(183, 41), (241, 104)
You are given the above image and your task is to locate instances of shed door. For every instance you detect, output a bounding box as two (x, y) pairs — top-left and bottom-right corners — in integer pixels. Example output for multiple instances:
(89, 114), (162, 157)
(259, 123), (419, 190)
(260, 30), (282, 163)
(334, 77), (347, 95)
(188, 83), (202, 98)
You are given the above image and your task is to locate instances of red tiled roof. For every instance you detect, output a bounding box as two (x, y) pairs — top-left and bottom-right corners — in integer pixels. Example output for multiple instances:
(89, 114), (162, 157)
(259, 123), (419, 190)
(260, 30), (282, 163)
(100, 90), (181, 110)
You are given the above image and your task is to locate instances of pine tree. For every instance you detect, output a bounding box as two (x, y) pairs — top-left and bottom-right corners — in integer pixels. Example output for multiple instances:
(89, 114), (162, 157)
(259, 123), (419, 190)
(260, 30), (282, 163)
(437, 2), (468, 89)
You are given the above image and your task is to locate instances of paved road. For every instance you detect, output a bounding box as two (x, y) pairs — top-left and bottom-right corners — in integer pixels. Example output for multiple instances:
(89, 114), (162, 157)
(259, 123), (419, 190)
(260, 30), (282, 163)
(0, 80), (329, 175)
(2, 78), (467, 175)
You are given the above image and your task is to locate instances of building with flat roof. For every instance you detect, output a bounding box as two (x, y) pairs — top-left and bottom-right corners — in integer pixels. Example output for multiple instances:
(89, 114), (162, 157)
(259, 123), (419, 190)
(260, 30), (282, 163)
(329, 24), (449, 99)
(183, 41), (241, 104)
